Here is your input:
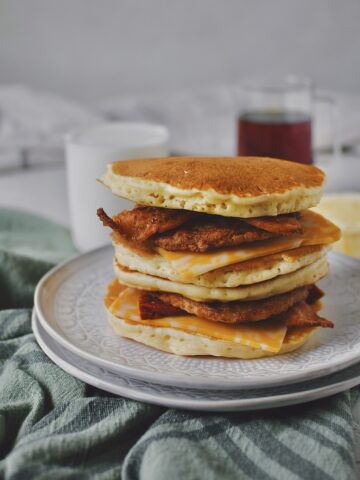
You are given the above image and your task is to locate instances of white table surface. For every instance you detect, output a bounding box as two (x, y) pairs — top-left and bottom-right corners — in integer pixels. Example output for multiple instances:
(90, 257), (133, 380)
(0, 160), (359, 471)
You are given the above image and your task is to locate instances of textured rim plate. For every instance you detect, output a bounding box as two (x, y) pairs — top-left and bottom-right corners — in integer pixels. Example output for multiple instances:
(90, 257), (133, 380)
(34, 246), (360, 390)
(32, 311), (360, 412)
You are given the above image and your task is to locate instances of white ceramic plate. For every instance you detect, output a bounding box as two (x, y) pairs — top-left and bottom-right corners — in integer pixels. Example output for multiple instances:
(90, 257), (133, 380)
(34, 247), (360, 390)
(32, 311), (360, 411)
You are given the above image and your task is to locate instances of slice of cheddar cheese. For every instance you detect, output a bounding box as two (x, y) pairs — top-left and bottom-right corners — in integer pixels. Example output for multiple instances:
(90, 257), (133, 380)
(106, 282), (287, 353)
(157, 210), (340, 280)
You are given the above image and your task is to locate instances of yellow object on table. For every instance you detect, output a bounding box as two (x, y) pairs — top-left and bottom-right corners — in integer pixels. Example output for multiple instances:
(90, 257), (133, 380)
(313, 193), (360, 259)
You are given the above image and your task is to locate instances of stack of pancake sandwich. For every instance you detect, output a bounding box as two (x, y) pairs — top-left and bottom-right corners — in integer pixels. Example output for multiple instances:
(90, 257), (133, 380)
(98, 157), (341, 359)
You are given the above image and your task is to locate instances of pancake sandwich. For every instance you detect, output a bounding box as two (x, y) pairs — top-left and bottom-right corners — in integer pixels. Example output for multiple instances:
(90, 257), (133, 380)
(98, 156), (341, 359)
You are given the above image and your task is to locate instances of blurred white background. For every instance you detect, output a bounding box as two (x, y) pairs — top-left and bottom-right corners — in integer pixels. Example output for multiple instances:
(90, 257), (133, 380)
(0, 0), (359, 225)
(1, 0), (359, 101)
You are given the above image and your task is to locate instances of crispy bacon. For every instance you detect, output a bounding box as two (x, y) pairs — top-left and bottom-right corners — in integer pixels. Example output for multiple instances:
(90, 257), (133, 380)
(97, 208), (119, 231)
(306, 284), (325, 305)
(242, 213), (302, 234)
(282, 301), (333, 328)
(138, 292), (184, 319)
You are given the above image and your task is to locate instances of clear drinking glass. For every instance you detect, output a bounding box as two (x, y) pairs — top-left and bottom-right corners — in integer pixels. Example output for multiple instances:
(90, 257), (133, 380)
(237, 76), (313, 164)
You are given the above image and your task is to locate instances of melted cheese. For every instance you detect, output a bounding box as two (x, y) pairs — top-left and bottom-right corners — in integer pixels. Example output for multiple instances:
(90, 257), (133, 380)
(157, 210), (340, 279)
(107, 283), (287, 353)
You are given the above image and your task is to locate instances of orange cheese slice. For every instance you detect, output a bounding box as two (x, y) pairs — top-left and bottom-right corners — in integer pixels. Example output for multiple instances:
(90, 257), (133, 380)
(157, 211), (340, 280)
(107, 284), (287, 353)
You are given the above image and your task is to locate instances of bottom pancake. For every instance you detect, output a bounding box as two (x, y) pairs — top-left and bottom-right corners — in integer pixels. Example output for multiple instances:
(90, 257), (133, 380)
(107, 311), (316, 359)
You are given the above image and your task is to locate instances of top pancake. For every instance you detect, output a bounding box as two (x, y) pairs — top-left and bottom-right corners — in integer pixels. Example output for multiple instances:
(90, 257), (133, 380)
(100, 156), (325, 218)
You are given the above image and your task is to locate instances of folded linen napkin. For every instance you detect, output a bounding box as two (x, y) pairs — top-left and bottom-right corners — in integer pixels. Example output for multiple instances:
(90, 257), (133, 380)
(0, 208), (358, 480)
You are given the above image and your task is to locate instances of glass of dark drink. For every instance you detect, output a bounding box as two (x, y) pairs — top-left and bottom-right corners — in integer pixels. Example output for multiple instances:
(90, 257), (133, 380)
(237, 76), (313, 164)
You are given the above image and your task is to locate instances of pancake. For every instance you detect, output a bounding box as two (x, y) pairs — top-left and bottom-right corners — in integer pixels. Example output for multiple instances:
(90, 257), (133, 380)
(114, 236), (328, 287)
(114, 256), (329, 302)
(108, 312), (316, 358)
(100, 157), (324, 218)
(154, 210), (340, 280)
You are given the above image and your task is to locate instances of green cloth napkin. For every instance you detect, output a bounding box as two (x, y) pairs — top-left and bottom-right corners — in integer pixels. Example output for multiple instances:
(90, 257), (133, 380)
(0, 207), (358, 480)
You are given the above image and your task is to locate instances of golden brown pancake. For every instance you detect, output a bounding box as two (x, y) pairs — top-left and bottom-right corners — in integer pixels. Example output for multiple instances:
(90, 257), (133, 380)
(110, 157), (324, 197)
(113, 233), (329, 288)
(100, 157), (325, 217)
(114, 257), (329, 302)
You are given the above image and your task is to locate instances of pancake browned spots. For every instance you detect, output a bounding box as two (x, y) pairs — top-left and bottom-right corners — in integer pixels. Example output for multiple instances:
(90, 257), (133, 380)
(111, 156), (325, 197)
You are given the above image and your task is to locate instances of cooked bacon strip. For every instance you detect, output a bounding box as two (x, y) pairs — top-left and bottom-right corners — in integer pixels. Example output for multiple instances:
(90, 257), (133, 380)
(242, 213), (302, 234)
(97, 208), (119, 231)
(153, 216), (276, 252)
(138, 292), (184, 320)
(306, 284), (325, 305)
(139, 286), (311, 323)
(97, 206), (193, 243)
(282, 301), (333, 328)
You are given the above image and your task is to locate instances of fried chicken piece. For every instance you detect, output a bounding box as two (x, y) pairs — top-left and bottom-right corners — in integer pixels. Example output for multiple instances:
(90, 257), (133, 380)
(98, 206), (301, 252)
(242, 213), (302, 234)
(138, 283), (332, 328)
(97, 206), (194, 243)
(154, 216), (276, 252)
(281, 301), (333, 328)
(139, 286), (311, 323)
(138, 292), (184, 320)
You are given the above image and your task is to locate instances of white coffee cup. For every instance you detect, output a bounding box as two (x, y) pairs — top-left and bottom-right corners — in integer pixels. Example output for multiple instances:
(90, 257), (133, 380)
(65, 122), (169, 251)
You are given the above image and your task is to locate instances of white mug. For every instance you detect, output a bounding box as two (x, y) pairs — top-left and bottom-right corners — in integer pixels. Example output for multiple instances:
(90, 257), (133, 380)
(65, 122), (169, 251)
